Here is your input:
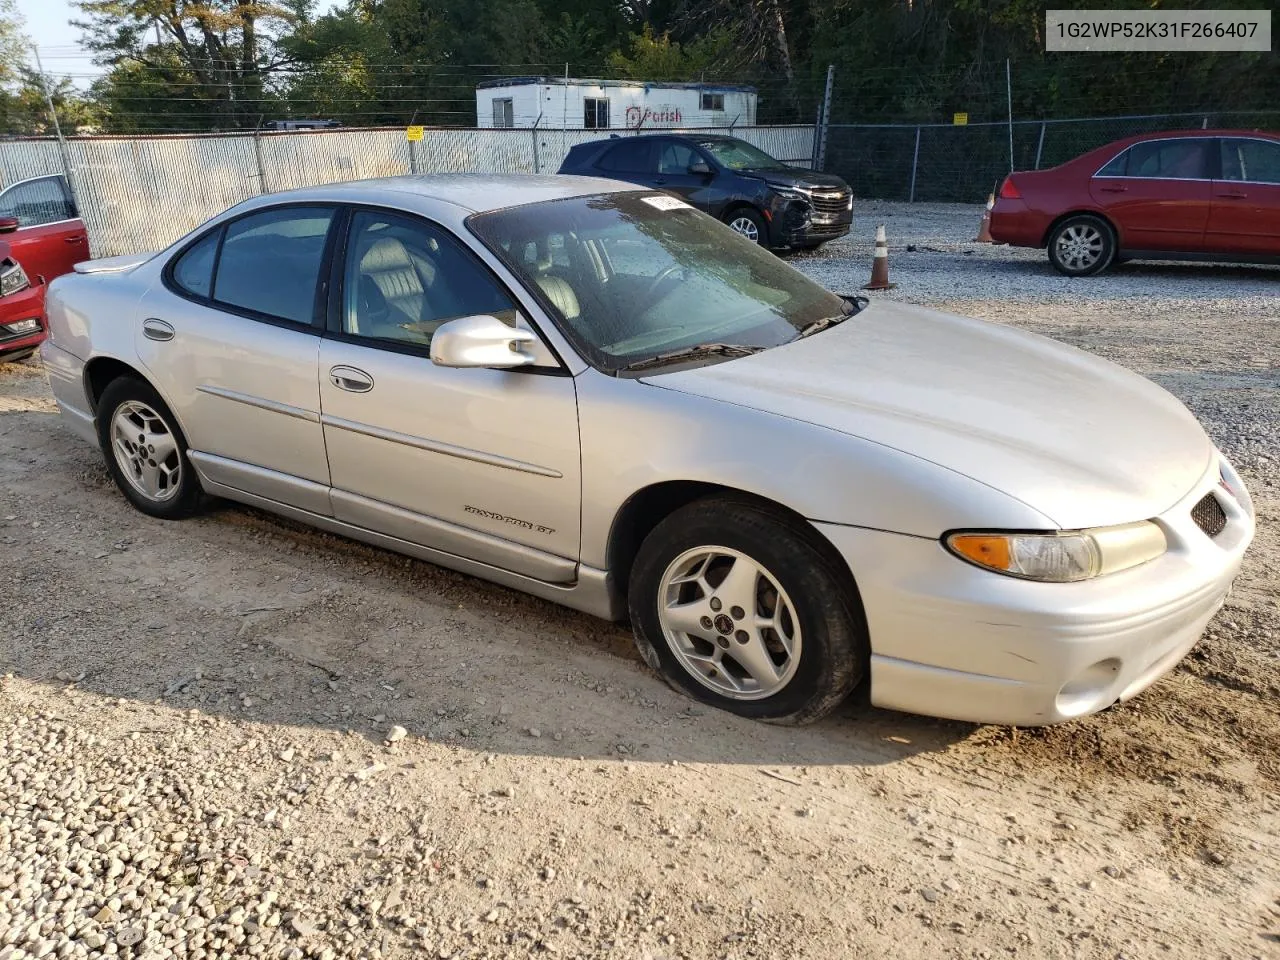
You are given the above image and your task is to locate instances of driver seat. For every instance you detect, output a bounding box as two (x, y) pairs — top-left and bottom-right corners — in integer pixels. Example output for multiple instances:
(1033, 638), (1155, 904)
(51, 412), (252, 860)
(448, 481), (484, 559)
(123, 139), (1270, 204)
(356, 237), (427, 330)
(535, 275), (580, 321)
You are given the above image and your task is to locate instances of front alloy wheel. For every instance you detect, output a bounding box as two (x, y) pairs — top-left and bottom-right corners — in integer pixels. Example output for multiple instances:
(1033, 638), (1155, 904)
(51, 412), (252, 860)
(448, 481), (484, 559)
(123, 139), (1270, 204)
(658, 546), (802, 700)
(629, 496), (866, 724)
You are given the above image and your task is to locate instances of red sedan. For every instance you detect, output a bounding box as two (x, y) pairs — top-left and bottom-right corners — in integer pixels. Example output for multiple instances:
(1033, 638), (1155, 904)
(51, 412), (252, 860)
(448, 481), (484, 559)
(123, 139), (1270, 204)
(990, 129), (1280, 276)
(0, 174), (91, 362)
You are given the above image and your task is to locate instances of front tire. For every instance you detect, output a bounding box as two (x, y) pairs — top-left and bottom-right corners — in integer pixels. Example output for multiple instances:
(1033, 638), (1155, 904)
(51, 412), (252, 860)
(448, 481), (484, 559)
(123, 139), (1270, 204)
(724, 208), (768, 247)
(1047, 214), (1116, 276)
(628, 496), (865, 724)
(97, 377), (203, 519)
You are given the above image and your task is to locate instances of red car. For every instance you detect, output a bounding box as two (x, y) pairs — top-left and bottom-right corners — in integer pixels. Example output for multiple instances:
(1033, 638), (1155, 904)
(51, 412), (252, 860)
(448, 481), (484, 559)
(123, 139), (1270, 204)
(0, 175), (90, 362)
(990, 129), (1280, 276)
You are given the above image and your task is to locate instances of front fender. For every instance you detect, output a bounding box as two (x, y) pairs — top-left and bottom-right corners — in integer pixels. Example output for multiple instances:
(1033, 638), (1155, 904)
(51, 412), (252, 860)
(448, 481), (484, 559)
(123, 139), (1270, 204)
(575, 372), (1053, 570)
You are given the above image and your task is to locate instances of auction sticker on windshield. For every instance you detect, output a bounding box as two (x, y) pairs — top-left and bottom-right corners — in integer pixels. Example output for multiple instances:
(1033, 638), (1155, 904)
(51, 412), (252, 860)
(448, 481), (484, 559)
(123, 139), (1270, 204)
(642, 196), (692, 211)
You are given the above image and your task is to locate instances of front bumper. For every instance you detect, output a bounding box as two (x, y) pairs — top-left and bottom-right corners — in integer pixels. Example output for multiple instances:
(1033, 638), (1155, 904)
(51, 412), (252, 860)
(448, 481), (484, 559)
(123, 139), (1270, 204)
(0, 284), (47, 360)
(816, 456), (1254, 726)
(771, 197), (853, 247)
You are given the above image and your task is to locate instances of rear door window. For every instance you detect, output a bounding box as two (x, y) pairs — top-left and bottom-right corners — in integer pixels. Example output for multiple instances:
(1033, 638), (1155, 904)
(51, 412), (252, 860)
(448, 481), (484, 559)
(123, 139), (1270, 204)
(211, 207), (335, 325)
(598, 141), (655, 174)
(171, 230), (220, 299)
(1219, 138), (1280, 184)
(1125, 139), (1211, 180)
(1095, 149), (1129, 177)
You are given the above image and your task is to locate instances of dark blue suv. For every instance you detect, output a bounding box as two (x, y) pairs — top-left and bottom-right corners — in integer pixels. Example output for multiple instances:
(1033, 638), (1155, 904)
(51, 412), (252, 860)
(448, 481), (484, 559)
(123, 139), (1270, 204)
(558, 134), (853, 250)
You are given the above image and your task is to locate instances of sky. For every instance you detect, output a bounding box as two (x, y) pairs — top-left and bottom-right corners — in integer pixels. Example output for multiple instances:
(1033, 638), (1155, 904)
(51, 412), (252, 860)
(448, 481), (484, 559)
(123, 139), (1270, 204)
(18, 0), (342, 82)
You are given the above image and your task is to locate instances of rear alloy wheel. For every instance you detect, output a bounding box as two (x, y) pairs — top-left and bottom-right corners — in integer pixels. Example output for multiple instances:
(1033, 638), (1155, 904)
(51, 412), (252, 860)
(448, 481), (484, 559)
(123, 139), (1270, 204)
(628, 496), (865, 724)
(97, 377), (203, 519)
(725, 208), (767, 246)
(1047, 214), (1115, 276)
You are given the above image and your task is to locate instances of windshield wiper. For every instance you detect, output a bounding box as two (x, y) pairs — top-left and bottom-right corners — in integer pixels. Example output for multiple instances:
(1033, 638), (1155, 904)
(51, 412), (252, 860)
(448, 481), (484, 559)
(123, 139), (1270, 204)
(620, 342), (764, 373)
(793, 296), (870, 340)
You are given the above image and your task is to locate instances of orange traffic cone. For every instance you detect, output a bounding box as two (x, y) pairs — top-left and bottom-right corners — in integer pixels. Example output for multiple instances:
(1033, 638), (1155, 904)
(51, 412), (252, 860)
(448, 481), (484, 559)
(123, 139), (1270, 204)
(863, 224), (896, 290)
(975, 193), (995, 243)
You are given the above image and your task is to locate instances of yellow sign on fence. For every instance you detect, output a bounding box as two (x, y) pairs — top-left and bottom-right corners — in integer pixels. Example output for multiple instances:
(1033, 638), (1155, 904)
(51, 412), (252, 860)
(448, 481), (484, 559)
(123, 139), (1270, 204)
(406, 126), (425, 142)
(953, 112), (969, 126)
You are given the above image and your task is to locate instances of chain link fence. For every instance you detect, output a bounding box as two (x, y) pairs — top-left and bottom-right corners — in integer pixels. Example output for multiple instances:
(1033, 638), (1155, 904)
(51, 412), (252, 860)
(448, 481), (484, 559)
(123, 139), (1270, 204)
(0, 125), (816, 256)
(824, 110), (1280, 203)
(0, 112), (1273, 254)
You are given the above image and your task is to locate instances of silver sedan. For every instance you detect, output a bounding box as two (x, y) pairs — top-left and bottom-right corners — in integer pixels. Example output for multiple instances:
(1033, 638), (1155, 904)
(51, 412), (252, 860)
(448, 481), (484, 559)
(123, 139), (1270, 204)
(41, 175), (1254, 726)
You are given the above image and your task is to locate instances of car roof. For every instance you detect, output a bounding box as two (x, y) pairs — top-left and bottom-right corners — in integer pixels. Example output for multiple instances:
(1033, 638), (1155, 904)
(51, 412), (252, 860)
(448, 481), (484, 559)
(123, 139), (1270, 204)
(592, 132), (738, 142)
(1050, 128), (1280, 172)
(247, 173), (640, 214)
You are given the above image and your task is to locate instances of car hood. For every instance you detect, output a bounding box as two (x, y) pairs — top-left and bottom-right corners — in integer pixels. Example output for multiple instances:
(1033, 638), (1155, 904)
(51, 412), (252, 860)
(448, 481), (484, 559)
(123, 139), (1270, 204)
(645, 303), (1214, 530)
(745, 169), (850, 192)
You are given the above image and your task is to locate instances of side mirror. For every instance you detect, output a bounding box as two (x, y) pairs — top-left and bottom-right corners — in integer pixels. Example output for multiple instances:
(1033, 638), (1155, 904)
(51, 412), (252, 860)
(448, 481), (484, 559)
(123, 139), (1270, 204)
(688, 161), (712, 176)
(0, 217), (18, 234)
(429, 314), (537, 369)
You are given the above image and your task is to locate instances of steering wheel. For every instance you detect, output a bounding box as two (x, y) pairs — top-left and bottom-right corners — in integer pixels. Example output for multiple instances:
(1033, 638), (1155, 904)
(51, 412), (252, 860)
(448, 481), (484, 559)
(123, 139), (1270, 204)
(643, 262), (686, 302)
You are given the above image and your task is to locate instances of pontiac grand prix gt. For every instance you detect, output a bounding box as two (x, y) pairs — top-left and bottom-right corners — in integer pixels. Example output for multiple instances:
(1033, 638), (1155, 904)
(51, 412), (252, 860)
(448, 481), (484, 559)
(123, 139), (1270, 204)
(41, 175), (1253, 726)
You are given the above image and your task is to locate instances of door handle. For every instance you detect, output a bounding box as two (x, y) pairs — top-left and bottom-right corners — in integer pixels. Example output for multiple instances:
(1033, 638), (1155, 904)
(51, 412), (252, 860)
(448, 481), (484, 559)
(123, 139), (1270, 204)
(329, 365), (374, 393)
(1098, 186), (1128, 193)
(141, 318), (174, 342)
(65, 235), (85, 243)
(1215, 191), (1248, 199)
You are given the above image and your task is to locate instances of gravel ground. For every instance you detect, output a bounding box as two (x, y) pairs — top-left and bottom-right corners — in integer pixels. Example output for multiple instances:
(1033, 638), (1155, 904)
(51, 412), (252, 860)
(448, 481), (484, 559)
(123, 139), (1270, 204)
(1, 201), (1278, 960)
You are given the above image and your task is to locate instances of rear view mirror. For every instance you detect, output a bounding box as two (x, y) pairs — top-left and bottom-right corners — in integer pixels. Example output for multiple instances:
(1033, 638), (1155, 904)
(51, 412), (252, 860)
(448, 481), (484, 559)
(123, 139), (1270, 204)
(430, 314), (537, 369)
(688, 161), (712, 176)
(0, 217), (18, 234)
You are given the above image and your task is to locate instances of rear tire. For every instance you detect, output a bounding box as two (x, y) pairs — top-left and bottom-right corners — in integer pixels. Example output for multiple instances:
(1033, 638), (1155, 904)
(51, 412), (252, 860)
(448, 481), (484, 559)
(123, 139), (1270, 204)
(1047, 214), (1116, 276)
(628, 495), (865, 724)
(97, 377), (203, 520)
(724, 208), (768, 247)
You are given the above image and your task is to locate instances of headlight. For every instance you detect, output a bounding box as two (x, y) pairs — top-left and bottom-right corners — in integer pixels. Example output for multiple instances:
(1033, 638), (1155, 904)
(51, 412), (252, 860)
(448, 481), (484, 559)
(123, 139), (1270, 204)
(0, 259), (29, 298)
(944, 521), (1167, 582)
(765, 182), (808, 202)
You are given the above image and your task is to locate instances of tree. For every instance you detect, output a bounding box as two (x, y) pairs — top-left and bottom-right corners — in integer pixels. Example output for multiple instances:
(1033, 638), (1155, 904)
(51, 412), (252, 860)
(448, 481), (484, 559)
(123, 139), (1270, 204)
(606, 25), (734, 82)
(74, 0), (313, 127)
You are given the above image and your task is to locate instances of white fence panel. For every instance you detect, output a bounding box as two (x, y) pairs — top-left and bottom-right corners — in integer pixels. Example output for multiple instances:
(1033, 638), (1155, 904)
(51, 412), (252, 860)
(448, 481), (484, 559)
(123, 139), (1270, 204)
(730, 125), (817, 165)
(67, 136), (260, 255)
(260, 129), (411, 192)
(417, 129), (536, 174)
(0, 140), (65, 187)
(0, 124), (819, 256)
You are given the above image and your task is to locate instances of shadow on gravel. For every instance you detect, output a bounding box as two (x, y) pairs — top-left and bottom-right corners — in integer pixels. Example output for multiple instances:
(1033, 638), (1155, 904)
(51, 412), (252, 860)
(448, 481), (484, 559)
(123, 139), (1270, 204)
(2, 409), (974, 772)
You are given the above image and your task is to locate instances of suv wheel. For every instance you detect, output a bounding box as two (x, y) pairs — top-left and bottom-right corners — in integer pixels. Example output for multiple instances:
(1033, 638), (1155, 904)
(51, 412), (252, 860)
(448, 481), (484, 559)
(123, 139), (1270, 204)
(725, 208), (767, 246)
(628, 496), (865, 724)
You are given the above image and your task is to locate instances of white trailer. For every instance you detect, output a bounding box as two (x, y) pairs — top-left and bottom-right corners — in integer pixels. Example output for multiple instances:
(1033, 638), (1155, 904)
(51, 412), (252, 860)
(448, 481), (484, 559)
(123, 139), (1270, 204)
(476, 77), (757, 130)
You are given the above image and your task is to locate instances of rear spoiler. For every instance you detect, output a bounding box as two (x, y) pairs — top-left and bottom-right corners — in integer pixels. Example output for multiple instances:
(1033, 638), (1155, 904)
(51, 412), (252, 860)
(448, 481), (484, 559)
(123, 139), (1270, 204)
(73, 252), (156, 276)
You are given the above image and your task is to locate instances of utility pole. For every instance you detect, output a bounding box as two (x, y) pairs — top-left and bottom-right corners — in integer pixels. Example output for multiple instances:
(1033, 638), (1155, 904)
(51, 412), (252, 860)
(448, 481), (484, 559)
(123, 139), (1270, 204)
(32, 46), (78, 205)
(816, 64), (836, 171)
(1006, 58), (1015, 172)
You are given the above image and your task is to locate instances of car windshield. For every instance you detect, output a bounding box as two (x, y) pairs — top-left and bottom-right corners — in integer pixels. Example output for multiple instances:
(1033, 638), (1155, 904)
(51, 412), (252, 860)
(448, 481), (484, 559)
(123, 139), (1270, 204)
(693, 138), (790, 172)
(468, 192), (850, 374)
